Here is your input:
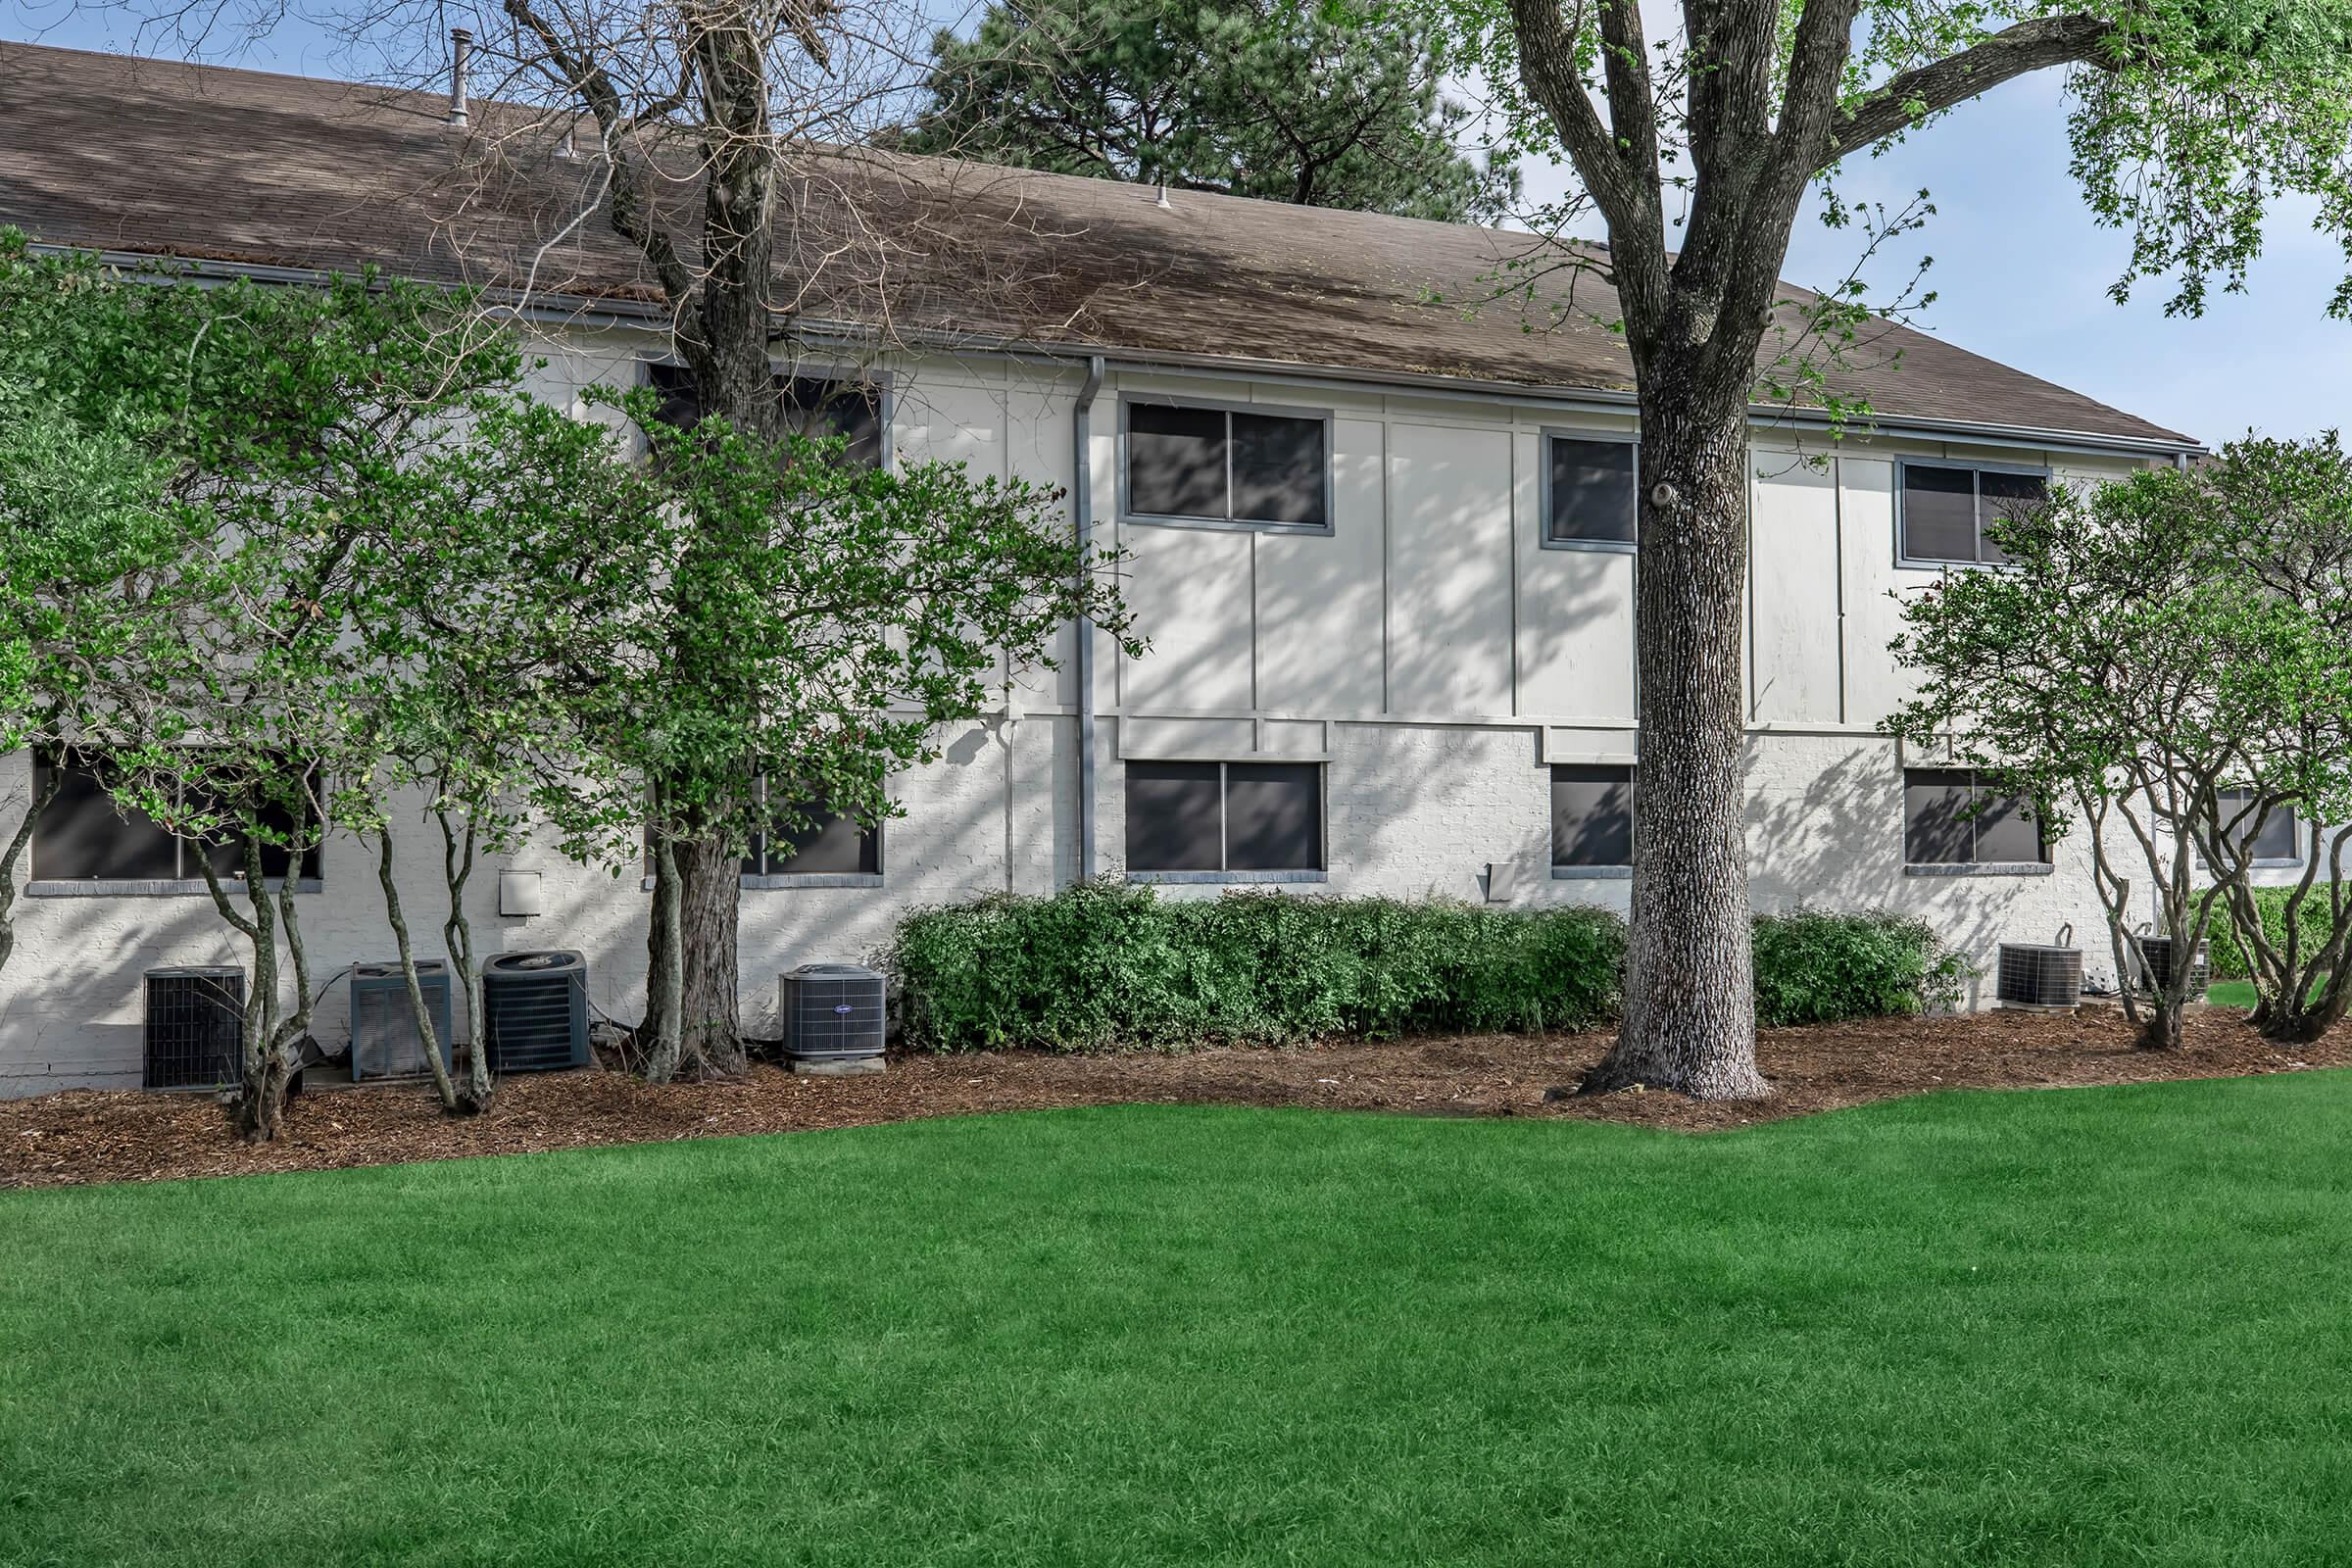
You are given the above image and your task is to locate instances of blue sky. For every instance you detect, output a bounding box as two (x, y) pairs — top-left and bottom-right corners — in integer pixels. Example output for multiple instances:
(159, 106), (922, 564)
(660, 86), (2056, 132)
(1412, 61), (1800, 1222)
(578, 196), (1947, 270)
(10, 1), (2349, 447)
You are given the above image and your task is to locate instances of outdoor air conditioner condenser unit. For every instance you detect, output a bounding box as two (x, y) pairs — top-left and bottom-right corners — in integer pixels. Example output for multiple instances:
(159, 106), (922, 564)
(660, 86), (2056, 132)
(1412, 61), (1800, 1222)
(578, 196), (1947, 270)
(349, 959), (456, 1081)
(143, 966), (247, 1090)
(780, 962), (887, 1066)
(2134, 932), (2211, 997)
(1997, 925), (2084, 1012)
(481, 950), (590, 1073)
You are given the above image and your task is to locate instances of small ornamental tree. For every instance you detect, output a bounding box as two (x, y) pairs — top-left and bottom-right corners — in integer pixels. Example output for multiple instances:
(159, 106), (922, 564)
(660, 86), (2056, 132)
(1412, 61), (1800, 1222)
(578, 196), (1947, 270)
(567, 388), (1142, 1082)
(1888, 457), (2352, 1050)
(15, 252), (519, 1141)
(336, 389), (662, 1114)
(2166, 436), (2352, 1042)
(898, 0), (1519, 221)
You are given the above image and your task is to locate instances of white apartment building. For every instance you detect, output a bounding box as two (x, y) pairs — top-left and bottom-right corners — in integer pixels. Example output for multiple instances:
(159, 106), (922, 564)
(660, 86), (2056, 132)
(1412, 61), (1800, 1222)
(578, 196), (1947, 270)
(2, 43), (2256, 1093)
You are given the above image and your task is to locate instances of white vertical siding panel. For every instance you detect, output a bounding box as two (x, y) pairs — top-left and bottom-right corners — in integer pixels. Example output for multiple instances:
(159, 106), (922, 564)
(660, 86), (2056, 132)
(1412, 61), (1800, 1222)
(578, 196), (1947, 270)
(1386, 421), (1513, 714)
(1255, 417), (1385, 714)
(1748, 455), (1843, 723)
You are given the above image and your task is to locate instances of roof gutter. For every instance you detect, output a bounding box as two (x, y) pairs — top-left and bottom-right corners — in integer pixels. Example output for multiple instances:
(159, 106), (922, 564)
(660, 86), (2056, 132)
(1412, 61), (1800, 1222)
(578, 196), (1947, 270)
(1073, 354), (1105, 882)
(30, 242), (2207, 460)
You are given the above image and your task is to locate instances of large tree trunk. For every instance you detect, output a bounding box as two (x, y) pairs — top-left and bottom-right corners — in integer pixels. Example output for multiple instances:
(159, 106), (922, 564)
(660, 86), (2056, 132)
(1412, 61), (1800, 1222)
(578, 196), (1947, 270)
(675, 834), (746, 1079)
(1579, 368), (1768, 1100)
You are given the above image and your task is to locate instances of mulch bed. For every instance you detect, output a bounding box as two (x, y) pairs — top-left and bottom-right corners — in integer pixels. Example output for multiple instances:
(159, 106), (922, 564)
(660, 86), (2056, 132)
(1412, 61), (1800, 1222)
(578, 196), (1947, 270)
(5, 1004), (2345, 1190)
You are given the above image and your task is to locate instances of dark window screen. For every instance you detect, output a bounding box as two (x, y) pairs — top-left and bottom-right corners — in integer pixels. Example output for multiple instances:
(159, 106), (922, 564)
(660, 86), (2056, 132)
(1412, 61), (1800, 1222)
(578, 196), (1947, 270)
(1128, 404), (1228, 519)
(1901, 466), (1981, 564)
(763, 803), (880, 875)
(32, 750), (177, 880)
(1904, 768), (2044, 864)
(2219, 789), (2302, 861)
(647, 365), (882, 467)
(1129, 404), (1326, 526)
(1548, 438), (1640, 545)
(1976, 470), (2047, 564)
(1125, 761), (1225, 871)
(1231, 413), (1327, 525)
(32, 750), (317, 882)
(1225, 763), (1322, 871)
(1551, 764), (1636, 867)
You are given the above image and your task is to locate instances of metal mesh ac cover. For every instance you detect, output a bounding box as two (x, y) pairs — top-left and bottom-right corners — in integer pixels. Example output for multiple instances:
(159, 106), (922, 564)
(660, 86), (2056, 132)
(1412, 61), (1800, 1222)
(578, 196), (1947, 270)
(144, 967), (246, 1090)
(781, 963), (886, 1060)
(349, 959), (456, 1080)
(2135, 935), (2212, 996)
(1996, 943), (2083, 1010)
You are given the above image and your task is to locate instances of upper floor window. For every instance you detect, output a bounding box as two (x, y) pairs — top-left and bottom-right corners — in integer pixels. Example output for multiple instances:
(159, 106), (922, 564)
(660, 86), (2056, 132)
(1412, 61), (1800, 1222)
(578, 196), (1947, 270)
(1898, 463), (2048, 566)
(1545, 435), (1640, 550)
(1903, 767), (2047, 866)
(1552, 763), (1636, 869)
(31, 748), (320, 887)
(1122, 400), (1330, 531)
(646, 363), (883, 468)
(1125, 760), (1323, 872)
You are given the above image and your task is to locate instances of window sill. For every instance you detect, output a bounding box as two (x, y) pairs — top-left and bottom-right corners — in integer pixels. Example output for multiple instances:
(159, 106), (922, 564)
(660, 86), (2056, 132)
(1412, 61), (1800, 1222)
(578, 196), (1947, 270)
(640, 874), (884, 892)
(1551, 865), (1635, 881)
(1541, 538), (1638, 555)
(1127, 869), (1328, 886)
(1902, 862), (2054, 878)
(26, 878), (323, 899)
(1119, 513), (1333, 539)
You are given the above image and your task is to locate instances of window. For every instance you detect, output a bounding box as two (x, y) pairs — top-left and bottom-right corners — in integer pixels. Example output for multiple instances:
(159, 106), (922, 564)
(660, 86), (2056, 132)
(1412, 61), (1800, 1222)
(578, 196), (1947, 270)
(1552, 764), (1636, 869)
(645, 364), (883, 467)
(745, 787), (882, 877)
(1124, 401), (1329, 530)
(31, 749), (319, 886)
(1125, 761), (1322, 873)
(1546, 435), (1640, 548)
(1898, 463), (2048, 565)
(1903, 768), (2046, 866)
(2215, 788), (2303, 864)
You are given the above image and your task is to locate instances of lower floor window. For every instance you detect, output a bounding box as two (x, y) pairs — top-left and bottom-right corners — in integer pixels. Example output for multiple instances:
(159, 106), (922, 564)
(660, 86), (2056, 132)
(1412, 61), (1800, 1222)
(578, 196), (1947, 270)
(31, 748), (319, 884)
(2215, 787), (2303, 864)
(1903, 768), (2046, 865)
(1125, 760), (1322, 872)
(745, 784), (882, 877)
(1552, 763), (1635, 869)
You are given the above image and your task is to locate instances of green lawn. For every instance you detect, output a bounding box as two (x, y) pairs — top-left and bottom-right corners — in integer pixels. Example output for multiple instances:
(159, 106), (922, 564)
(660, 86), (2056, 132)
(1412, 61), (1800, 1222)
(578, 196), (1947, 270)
(8, 1080), (2352, 1567)
(2209, 980), (2260, 1008)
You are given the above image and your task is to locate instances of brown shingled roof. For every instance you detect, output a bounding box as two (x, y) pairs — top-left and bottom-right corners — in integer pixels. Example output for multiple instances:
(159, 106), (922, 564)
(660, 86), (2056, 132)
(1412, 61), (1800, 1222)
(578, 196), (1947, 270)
(0, 39), (2197, 448)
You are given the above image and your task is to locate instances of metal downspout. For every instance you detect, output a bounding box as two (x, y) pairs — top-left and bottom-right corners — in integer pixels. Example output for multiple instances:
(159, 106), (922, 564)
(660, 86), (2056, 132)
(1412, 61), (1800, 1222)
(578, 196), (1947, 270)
(1074, 355), (1105, 881)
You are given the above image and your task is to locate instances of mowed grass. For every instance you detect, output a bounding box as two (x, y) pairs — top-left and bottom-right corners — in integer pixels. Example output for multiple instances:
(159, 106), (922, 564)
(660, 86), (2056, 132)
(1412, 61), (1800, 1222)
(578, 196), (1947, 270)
(9, 1079), (2352, 1567)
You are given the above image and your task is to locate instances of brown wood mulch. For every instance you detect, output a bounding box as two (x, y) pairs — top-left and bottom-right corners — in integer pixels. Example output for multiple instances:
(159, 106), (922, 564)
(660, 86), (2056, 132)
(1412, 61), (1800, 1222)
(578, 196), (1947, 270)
(5, 1004), (2346, 1191)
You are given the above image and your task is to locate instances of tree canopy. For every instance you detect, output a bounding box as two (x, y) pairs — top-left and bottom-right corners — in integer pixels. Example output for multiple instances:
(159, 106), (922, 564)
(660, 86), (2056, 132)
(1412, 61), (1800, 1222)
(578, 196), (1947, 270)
(897, 0), (1519, 222)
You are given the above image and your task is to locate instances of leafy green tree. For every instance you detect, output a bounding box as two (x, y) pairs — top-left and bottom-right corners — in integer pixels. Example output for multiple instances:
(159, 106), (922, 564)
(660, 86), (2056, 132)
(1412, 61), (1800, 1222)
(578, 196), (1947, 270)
(1887, 449), (2352, 1050)
(576, 388), (1141, 1082)
(0, 235), (519, 1138)
(899, 0), (1517, 221)
(1435, 0), (2352, 1096)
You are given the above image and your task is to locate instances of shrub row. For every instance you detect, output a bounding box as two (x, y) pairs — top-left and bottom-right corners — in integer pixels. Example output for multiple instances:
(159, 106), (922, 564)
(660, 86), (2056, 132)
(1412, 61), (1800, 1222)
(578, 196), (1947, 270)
(885, 885), (1964, 1053)
(2207, 884), (2347, 981)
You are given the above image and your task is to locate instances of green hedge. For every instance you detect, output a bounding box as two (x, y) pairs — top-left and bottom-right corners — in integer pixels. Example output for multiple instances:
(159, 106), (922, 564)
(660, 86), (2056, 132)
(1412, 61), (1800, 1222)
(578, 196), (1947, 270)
(887, 885), (1964, 1053)
(1751, 908), (1970, 1027)
(2207, 884), (2347, 980)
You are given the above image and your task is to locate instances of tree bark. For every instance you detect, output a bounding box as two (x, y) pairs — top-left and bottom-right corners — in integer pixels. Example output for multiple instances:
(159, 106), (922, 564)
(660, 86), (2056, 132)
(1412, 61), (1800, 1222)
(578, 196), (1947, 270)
(1578, 368), (1769, 1099)
(377, 829), (466, 1115)
(643, 831), (685, 1083)
(437, 809), (493, 1111)
(674, 834), (746, 1078)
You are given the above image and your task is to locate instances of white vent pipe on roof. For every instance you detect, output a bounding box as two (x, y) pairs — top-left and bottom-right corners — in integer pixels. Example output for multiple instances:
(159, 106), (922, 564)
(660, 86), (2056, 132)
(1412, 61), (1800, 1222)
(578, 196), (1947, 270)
(448, 27), (472, 127)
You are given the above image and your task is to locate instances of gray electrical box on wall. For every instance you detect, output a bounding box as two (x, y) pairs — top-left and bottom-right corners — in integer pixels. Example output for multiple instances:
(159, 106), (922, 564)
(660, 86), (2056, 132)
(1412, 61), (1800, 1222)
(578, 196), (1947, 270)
(499, 869), (544, 917)
(1485, 861), (1516, 903)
